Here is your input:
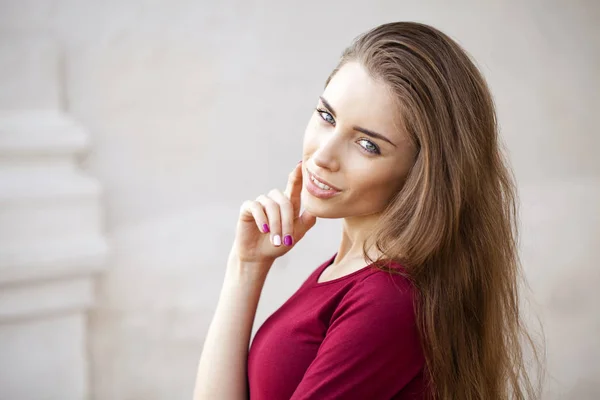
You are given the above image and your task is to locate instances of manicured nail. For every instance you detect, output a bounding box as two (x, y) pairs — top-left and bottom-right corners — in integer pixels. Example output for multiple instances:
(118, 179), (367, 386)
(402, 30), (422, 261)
(297, 160), (302, 165)
(262, 224), (270, 233)
(284, 235), (293, 246)
(272, 234), (282, 246)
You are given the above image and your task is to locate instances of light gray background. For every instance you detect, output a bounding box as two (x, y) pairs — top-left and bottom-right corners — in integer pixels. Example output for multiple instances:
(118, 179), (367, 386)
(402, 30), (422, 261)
(1, 0), (598, 398)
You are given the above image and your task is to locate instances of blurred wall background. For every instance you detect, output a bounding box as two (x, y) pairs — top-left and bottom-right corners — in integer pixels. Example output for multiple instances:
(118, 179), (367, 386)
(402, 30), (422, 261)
(0, 0), (598, 399)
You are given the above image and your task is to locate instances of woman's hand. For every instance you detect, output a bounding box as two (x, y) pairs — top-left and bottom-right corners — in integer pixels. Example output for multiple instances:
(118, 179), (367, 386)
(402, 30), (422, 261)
(231, 161), (317, 266)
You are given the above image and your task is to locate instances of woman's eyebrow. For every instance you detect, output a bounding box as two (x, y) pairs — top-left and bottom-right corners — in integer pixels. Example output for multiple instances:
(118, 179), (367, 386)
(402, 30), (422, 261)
(319, 96), (397, 147)
(319, 96), (338, 118)
(353, 126), (397, 147)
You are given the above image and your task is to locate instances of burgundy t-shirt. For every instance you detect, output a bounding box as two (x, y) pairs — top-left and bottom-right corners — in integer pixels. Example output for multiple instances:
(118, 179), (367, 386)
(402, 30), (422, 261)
(247, 253), (428, 399)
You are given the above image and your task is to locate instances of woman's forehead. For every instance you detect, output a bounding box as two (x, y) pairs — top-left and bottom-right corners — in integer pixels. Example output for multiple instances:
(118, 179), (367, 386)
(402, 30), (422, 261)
(322, 62), (403, 138)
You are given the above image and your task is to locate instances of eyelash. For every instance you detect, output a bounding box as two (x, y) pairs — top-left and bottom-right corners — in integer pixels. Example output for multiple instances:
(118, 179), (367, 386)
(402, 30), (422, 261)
(314, 108), (381, 155)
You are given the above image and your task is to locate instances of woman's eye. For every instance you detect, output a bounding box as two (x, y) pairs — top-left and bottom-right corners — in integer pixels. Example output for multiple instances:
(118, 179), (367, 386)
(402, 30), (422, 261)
(316, 108), (335, 126)
(357, 139), (381, 155)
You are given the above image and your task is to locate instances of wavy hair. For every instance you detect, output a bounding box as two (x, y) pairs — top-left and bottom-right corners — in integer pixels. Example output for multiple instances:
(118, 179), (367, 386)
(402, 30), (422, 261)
(325, 22), (543, 399)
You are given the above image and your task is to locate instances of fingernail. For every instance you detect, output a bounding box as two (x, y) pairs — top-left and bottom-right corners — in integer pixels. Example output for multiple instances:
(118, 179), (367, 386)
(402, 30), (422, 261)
(297, 160), (302, 165)
(284, 235), (293, 246)
(262, 224), (270, 233)
(273, 235), (282, 246)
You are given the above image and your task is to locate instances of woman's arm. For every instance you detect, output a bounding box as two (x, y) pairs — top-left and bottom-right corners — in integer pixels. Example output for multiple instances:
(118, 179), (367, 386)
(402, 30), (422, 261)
(193, 252), (271, 400)
(193, 161), (316, 399)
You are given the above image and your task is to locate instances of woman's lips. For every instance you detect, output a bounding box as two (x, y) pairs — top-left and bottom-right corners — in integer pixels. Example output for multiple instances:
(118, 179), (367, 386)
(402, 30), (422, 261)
(305, 170), (342, 199)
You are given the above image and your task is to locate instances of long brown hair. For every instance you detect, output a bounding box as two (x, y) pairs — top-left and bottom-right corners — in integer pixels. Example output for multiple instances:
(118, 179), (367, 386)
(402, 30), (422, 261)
(325, 22), (543, 399)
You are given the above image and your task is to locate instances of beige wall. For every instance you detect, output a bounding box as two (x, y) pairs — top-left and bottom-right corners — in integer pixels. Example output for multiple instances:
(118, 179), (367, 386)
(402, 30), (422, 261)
(0, 0), (598, 398)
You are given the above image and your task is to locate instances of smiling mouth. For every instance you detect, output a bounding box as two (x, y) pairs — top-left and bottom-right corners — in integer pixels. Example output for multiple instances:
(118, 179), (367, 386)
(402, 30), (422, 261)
(307, 170), (341, 192)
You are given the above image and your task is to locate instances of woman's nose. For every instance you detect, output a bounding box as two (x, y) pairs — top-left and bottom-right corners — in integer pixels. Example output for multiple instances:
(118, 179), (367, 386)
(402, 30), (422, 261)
(311, 133), (341, 172)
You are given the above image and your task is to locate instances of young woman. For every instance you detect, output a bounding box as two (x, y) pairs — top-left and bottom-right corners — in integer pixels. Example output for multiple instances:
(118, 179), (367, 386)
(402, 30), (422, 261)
(194, 21), (541, 399)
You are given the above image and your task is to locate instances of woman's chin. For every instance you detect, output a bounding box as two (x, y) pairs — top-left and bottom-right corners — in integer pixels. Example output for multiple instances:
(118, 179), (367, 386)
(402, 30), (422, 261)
(301, 190), (345, 218)
(302, 201), (344, 219)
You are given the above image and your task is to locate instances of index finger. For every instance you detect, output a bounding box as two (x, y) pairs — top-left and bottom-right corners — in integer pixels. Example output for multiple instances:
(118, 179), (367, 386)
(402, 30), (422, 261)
(284, 161), (303, 217)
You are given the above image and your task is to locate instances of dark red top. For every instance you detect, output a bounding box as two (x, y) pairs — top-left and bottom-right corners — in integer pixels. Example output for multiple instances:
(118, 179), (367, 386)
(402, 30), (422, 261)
(247, 254), (429, 399)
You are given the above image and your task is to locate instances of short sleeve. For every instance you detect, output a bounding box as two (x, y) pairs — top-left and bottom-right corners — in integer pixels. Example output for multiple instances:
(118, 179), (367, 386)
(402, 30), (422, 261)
(289, 272), (425, 399)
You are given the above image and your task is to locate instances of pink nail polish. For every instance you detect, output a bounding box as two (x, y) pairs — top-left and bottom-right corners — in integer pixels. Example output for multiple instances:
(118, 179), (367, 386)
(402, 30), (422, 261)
(297, 160), (302, 165)
(262, 224), (270, 233)
(284, 235), (293, 246)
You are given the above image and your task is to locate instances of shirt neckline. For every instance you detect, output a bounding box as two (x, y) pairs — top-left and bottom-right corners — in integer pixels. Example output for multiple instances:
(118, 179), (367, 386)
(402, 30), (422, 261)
(314, 253), (380, 287)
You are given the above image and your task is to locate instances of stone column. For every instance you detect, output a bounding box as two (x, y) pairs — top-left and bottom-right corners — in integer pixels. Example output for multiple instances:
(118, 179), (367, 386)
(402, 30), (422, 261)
(0, 37), (108, 400)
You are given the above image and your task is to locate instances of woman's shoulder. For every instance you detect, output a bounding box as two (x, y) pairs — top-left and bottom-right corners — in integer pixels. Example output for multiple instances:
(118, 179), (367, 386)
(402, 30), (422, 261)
(339, 260), (417, 317)
(361, 260), (414, 294)
(327, 261), (421, 349)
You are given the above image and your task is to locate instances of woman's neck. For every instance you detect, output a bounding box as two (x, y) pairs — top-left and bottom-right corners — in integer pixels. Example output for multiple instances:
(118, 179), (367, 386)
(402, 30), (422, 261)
(334, 212), (382, 266)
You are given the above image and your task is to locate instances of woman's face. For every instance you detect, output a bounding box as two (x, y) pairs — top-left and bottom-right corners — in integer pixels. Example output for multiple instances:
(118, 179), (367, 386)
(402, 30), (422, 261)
(301, 61), (417, 219)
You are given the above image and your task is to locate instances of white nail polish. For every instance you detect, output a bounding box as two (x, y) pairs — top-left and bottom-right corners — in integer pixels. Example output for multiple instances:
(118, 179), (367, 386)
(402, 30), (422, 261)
(273, 235), (281, 246)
